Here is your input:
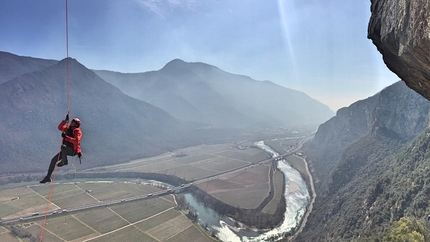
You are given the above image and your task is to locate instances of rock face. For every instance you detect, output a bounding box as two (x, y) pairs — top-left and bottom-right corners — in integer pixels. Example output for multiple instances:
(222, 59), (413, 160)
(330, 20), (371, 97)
(298, 82), (430, 241)
(368, 0), (430, 101)
(303, 81), (429, 191)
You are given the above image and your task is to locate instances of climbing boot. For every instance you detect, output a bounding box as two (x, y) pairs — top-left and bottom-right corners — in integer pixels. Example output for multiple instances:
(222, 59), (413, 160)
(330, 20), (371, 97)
(39, 177), (51, 184)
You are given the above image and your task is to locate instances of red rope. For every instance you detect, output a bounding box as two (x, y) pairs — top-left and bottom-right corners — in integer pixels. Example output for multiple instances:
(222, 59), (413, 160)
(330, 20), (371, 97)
(40, 1), (70, 241)
(39, 153), (60, 242)
(66, 0), (70, 114)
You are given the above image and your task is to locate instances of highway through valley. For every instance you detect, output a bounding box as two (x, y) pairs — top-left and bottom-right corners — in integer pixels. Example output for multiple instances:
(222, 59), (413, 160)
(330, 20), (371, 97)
(1, 136), (312, 225)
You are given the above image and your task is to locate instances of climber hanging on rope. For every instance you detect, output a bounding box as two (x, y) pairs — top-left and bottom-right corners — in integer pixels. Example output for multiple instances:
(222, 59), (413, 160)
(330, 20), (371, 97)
(40, 113), (82, 183)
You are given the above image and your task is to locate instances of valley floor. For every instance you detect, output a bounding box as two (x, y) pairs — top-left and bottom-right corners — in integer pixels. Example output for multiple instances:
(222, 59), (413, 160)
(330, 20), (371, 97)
(0, 137), (316, 241)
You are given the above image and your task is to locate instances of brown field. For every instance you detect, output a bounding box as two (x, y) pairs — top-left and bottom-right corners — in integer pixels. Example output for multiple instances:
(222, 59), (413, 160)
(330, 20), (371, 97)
(0, 186), (48, 219)
(85, 225), (157, 242)
(145, 213), (193, 240)
(92, 142), (269, 181)
(110, 198), (174, 223)
(0, 232), (20, 242)
(197, 164), (273, 209)
(98, 142), (284, 213)
(38, 215), (96, 241)
(167, 225), (213, 242)
(213, 182), (270, 208)
(134, 208), (180, 231)
(77, 206), (129, 233)
(262, 170), (284, 213)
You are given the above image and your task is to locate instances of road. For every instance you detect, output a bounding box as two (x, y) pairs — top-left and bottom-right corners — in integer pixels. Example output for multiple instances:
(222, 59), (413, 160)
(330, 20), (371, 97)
(0, 183), (191, 225)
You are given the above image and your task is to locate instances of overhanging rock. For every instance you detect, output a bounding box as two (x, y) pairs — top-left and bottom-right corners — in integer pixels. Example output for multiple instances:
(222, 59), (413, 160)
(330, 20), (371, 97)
(368, 0), (430, 101)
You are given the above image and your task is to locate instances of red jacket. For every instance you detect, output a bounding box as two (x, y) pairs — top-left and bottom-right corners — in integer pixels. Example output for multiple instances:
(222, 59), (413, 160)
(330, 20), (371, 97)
(58, 120), (82, 154)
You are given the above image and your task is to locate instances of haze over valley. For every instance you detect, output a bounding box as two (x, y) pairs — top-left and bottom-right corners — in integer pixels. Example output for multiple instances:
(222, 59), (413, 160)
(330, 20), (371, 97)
(0, 51), (331, 241)
(0, 51), (333, 174)
(4, 0), (430, 241)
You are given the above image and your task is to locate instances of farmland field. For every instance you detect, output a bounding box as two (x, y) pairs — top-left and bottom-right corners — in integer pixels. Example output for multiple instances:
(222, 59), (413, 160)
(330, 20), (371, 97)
(92, 142), (269, 181)
(262, 170), (284, 213)
(197, 163), (275, 209)
(0, 141), (290, 241)
(0, 181), (215, 242)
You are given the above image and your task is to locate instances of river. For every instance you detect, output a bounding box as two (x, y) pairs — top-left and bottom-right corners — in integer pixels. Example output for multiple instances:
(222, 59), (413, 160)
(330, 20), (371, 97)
(184, 141), (310, 242)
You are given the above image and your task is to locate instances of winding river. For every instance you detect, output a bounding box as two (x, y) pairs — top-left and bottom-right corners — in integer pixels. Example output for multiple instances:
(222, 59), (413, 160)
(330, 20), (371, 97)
(184, 141), (310, 242)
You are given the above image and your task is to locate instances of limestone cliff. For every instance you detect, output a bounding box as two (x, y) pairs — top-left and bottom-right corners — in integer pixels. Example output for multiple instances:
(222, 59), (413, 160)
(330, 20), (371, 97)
(298, 81), (430, 240)
(368, 0), (430, 101)
(303, 81), (429, 192)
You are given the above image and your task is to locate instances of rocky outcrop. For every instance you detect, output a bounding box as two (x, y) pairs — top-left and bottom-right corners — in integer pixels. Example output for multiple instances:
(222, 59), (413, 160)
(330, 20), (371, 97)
(368, 0), (430, 101)
(297, 83), (430, 241)
(303, 81), (429, 191)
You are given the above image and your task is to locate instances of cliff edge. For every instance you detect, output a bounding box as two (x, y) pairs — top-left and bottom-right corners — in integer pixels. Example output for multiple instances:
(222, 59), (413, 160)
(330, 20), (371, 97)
(368, 0), (430, 101)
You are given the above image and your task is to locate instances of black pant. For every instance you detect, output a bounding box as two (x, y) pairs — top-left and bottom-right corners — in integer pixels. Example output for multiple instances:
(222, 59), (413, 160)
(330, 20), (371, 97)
(46, 144), (75, 178)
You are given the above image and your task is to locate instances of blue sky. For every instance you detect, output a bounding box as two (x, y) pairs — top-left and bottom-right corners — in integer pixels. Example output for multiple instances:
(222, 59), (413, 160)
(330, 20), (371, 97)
(0, 0), (399, 111)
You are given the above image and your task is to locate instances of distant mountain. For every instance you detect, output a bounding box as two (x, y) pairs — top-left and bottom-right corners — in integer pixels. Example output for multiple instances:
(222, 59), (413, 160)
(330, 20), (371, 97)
(0, 52), (332, 176)
(94, 59), (334, 129)
(0, 57), (212, 174)
(297, 81), (430, 241)
(0, 51), (58, 84)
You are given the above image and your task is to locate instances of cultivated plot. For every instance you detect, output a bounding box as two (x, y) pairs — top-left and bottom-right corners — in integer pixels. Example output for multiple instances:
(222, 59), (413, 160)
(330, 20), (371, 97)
(197, 164), (273, 209)
(92, 142), (269, 182)
(1, 182), (214, 242)
(0, 142), (284, 241)
(262, 170), (284, 214)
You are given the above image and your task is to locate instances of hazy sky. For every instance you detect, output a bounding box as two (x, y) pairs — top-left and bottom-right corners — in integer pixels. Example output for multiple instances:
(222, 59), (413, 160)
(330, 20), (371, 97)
(0, 0), (399, 111)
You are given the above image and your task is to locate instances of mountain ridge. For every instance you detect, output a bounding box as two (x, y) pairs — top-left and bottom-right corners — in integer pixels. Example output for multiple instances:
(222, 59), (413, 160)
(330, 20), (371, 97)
(0, 56), (206, 174)
(94, 59), (334, 129)
(0, 52), (333, 175)
(0, 51), (58, 84)
(298, 81), (430, 240)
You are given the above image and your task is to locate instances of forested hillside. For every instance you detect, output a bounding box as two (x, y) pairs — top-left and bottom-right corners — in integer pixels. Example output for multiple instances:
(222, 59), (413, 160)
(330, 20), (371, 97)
(298, 81), (430, 241)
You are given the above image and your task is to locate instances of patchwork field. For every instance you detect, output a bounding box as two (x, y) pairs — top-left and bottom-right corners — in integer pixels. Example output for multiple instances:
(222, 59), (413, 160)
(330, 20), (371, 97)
(0, 181), (214, 242)
(92, 142), (269, 181)
(197, 164), (271, 208)
(0, 141), (293, 241)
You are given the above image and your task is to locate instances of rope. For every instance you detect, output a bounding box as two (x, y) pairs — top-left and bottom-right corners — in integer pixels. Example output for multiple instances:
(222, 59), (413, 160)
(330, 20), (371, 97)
(39, 1), (70, 241)
(39, 152), (61, 242)
(66, 0), (70, 114)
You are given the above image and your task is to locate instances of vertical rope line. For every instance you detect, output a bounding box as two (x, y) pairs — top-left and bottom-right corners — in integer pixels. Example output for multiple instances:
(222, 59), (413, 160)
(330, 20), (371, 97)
(66, 0), (71, 114)
(40, 1), (70, 241)
(39, 153), (60, 242)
